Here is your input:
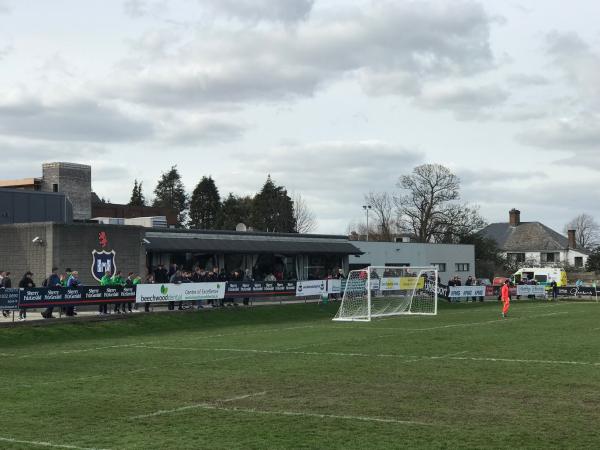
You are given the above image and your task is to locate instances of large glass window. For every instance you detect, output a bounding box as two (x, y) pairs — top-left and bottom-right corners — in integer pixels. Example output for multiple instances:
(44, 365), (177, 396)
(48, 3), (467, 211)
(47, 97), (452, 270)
(253, 254), (295, 280)
(306, 255), (343, 280)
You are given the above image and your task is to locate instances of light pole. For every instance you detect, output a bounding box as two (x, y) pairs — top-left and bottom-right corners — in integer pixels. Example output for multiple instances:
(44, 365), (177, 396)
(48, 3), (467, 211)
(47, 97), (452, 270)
(362, 205), (372, 241)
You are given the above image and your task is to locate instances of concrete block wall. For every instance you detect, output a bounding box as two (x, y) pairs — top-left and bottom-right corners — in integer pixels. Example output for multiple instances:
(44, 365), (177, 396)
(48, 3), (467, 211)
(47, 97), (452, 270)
(0, 223), (52, 286)
(52, 223), (146, 285)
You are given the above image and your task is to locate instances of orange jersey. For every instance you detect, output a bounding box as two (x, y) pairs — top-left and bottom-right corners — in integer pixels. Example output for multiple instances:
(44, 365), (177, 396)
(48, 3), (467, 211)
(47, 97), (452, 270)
(501, 284), (510, 302)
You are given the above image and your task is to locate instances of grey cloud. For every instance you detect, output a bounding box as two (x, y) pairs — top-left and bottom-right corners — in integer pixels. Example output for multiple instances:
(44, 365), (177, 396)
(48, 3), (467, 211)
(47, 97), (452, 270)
(415, 82), (509, 119)
(506, 73), (550, 87)
(0, 1), (10, 14)
(199, 0), (314, 23)
(0, 97), (154, 142)
(123, 0), (167, 19)
(161, 116), (246, 145)
(113, 1), (496, 108)
(517, 114), (600, 151)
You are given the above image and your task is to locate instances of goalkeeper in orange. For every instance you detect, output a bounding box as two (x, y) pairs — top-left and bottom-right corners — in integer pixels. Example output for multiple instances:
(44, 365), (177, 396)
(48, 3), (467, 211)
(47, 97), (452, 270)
(501, 279), (511, 318)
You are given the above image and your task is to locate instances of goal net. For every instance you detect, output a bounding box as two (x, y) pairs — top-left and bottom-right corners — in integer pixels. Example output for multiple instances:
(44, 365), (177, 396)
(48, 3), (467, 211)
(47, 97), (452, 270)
(333, 266), (438, 322)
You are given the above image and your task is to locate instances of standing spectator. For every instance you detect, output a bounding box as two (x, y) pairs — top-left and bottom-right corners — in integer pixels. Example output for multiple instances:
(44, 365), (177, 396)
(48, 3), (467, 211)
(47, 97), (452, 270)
(99, 270), (112, 315)
(465, 276), (474, 302)
(168, 263), (178, 279)
(41, 267), (61, 319)
(550, 279), (558, 301)
(169, 270), (184, 310)
(18, 271), (35, 320)
(111, 271), (125, 313)
(242, 269), (252, 306)
(143, 272), (154, 312)
(1, 271), (11, 317)
(124, 272), (135, 313)
(65, 271), (80, 316)
(154, 264), (169, 283)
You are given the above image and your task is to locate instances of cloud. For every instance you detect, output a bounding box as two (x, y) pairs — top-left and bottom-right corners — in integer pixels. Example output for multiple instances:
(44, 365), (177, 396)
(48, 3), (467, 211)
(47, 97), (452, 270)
(111, 1), (496, 109)
(506, 73), (550, 87)
(517, 114), (600, 151)
(160, 115), (246, 145)
(414, 81), (509, 119)
(199, 0), (314, 24)
(0, 1), (10, 14)
(0, 93), (154, 142)
(123, 0), (167, 19)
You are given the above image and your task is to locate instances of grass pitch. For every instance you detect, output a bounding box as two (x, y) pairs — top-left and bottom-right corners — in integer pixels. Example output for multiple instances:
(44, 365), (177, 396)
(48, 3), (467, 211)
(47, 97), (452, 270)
(1, 300), (600, 449)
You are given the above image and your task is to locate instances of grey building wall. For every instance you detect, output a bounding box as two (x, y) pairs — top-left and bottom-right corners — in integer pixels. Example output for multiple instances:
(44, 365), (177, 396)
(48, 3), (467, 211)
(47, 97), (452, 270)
(0, 223), (146, 285)
(349, 241), (476, 283)
(0, 223), (52, 286)
(41, 162), (91, 221)
(0, 189), (73, 225)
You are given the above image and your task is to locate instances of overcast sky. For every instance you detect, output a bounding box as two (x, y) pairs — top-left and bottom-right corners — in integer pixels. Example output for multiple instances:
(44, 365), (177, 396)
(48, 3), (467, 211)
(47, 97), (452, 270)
(1, 0), (599, 234)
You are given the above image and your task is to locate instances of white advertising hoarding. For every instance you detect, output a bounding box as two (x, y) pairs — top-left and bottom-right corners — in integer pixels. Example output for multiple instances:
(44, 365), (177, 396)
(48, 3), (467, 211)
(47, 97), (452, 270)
(135, 282), (226, 303)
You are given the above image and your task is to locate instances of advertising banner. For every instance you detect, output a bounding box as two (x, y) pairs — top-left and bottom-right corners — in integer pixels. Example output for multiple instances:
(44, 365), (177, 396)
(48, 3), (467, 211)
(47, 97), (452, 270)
(557, 286), (597, 297)
(380, 277), (425, 291)
(0, 288), (20, 310)
(18, 286), (134, 308)
(448, 286), (486, 298)
(135, 282), (225, 303)
(225, 281), (296, 297)
(296, 280), (327, 297)
(516, 285), (547, 296)
(327, 279), (342, 294)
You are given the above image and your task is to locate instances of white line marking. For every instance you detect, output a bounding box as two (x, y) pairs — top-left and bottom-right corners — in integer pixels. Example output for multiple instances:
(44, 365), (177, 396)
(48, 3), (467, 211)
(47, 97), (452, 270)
(130, 391), (268, 419)
(134, 404), (430, 426)
(131, 345), (600, 367)
(0, 436), (110, 450)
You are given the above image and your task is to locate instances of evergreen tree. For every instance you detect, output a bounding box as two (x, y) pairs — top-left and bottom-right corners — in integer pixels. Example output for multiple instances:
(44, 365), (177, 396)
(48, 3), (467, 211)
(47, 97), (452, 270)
(129, 179), (146, 206)
(250, 175), (296, 233)
(152, 166), (188, 227)
(217, 193), (253, 230)
(188, 176), (221, 229)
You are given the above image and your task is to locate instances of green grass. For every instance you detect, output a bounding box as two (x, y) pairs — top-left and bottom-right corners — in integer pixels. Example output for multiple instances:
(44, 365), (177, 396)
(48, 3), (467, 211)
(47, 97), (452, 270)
(1, 300), (600, 449)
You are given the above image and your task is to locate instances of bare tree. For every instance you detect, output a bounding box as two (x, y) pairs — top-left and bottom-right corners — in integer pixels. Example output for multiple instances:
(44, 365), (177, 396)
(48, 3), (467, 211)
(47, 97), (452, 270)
(434, 204), (487, 243)
(346, 220), (378, 241)
(394, 164), (460, 243)
(293, 193), (317, 234)
(365, 192), (396, 241)
(564, 214), (600, 249)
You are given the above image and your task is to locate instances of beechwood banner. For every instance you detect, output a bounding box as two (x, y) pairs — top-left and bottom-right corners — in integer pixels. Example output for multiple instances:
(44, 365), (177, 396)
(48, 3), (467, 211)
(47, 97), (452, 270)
(135, 283), (226, 303)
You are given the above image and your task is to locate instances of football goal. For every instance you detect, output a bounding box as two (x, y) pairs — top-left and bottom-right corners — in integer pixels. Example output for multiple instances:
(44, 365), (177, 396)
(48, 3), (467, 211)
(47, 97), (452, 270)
(333, 266), (438, 322)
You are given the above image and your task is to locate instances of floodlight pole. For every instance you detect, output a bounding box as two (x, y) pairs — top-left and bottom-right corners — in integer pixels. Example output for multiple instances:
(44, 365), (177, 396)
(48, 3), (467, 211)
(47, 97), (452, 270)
(362, 205), (372, 241)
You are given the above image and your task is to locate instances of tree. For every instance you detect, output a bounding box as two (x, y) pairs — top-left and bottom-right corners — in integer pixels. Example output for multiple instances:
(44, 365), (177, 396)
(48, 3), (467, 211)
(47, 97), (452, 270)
(217, 193), (254, 230)
(395, 164), (485, 243)
(250, 175), (296, 233)
(564, 214), (600, 249)
(152, 166), (188, 227)
(293, 193), (317, 234)
(129, 179), (146, 206)
(365, 192), (396, 241)
(461, 233), (505, 279)
(188, 176), (221, 230)
(585, 246), (600, 272)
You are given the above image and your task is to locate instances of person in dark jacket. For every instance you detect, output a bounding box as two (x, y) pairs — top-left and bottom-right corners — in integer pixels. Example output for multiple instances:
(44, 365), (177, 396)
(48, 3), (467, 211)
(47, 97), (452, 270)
(41, 267), (61, 319)
(18, 271), (35, 320)
(1, 271), (12, 317)
(65, 271), (81, 316)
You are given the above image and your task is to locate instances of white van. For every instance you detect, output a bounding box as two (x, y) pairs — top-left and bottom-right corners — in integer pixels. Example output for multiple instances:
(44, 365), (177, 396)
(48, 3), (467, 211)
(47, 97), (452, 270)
(512, 268), (568, 287)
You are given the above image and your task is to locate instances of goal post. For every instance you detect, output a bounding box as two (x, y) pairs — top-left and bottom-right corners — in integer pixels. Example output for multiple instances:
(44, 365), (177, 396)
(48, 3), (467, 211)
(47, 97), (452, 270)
(333, 266), (438, 322)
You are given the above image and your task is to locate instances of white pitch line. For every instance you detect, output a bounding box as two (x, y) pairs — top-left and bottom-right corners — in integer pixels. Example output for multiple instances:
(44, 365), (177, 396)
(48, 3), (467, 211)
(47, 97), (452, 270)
(0, 436), (110, 450)
(130, 391), (268, 419)
(133, 404), (430, 427)
(132, 344), (600, 367)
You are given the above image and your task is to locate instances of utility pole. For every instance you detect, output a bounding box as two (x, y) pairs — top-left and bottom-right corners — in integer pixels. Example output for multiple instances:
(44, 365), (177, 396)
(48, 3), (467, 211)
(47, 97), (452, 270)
(362, 205), (372, 241)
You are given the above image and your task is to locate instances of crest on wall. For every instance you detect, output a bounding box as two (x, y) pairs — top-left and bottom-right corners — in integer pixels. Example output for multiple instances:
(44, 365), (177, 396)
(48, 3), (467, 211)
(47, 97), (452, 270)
(92, 248), (117, 282)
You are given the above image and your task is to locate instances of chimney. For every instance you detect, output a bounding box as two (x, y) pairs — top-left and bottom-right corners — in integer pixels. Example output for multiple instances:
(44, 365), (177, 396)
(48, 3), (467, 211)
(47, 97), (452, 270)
(567, 229), (577, 248)
(509, 209), (521, 227)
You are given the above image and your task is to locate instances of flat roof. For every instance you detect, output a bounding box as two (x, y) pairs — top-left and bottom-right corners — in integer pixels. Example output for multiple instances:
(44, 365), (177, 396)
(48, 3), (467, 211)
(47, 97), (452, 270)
(0, 178), (41, 188)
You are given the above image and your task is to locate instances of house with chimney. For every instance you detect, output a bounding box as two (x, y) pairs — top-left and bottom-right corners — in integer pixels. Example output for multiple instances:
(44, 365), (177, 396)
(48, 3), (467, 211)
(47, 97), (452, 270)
(479, 209), (590, 268)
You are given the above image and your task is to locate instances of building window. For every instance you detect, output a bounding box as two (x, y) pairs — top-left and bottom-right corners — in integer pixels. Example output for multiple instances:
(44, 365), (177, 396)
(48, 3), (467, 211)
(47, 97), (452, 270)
(507, 253), (525, 263)
(455, 263), (470, 272)
(431, 263), (446, 272)
(574, 257), (584, 268)
(542, 252), (559, 263)
(52, 183), (59, 192)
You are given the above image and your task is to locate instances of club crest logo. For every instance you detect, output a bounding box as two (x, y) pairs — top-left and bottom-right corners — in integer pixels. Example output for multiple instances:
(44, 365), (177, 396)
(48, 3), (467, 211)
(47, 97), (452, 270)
(92, 249), (117, 282)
